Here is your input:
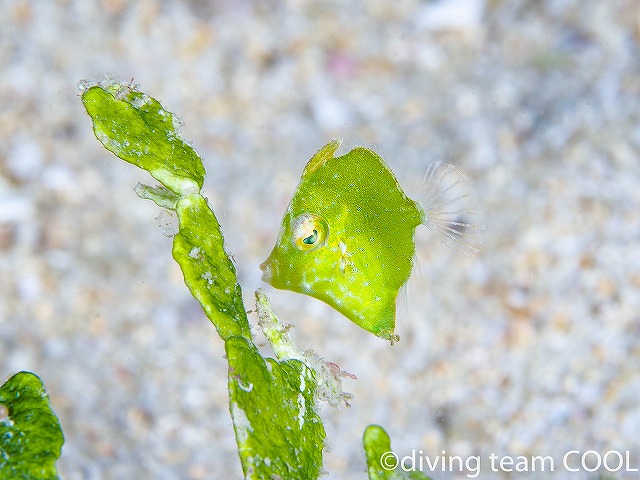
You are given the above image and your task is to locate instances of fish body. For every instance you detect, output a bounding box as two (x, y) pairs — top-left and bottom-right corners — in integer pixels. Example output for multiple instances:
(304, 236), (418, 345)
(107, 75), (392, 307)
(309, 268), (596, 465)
(261, 140), (423, 341)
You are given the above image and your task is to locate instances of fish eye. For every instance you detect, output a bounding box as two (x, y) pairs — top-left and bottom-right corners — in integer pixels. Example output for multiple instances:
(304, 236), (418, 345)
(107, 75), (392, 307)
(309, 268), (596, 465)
(302, 230), (318, 245)
(291, 213), (328, 251)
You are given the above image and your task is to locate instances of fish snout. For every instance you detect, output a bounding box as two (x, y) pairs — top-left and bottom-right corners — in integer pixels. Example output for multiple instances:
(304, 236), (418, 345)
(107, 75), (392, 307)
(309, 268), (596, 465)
(259, 258), (272, 283)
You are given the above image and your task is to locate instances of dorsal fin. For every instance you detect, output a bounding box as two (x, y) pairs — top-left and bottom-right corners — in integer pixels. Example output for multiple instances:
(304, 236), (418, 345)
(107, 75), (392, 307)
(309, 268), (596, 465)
(302, 138), (343, 176)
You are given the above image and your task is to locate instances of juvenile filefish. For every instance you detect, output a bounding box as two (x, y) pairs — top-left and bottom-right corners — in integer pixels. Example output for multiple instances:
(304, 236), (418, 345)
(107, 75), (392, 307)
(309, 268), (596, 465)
(260, 139), (484, 342)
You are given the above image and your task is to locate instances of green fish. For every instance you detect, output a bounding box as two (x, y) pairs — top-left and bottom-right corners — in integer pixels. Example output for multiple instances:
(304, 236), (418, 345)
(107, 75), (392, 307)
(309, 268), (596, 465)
(260, 139), (483, 342)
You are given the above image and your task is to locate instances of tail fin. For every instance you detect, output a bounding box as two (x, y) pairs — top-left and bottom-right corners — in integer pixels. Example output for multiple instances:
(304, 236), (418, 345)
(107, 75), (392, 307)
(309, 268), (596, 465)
(419, 161), (486, 257)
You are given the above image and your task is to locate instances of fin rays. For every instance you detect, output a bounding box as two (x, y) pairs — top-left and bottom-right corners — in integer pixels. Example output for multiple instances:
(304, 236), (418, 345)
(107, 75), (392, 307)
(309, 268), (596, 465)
(420, 161), (486, 257)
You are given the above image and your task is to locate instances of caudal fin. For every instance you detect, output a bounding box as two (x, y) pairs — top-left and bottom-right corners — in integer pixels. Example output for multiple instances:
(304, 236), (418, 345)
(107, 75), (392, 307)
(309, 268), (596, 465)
(420, 161), (486, 257)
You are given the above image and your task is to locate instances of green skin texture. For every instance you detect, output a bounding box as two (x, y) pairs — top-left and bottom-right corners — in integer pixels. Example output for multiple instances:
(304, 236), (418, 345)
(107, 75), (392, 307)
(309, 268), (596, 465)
(0, 372), (64, 480)
(262, 140), (423, 340)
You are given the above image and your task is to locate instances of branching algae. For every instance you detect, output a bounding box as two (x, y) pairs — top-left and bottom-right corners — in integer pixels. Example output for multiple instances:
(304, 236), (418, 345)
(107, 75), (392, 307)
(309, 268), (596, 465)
(261, 139), (485, 342)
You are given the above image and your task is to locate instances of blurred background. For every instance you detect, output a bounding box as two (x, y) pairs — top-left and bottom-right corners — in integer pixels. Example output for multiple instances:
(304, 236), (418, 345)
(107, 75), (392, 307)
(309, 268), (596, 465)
(1, 0), (639, 478)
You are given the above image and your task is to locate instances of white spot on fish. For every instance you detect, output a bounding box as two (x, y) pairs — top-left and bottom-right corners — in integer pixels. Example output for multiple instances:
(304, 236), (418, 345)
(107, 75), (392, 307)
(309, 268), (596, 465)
(238, 380), (254, 392)
(230, 402), (253, 445)
(297, 392), (306, 429)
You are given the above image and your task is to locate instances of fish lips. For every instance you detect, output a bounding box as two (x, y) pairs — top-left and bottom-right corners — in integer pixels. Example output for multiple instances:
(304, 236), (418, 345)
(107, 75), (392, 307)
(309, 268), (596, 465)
(259, 257), (273, 283)
(260, 251), (288, 288)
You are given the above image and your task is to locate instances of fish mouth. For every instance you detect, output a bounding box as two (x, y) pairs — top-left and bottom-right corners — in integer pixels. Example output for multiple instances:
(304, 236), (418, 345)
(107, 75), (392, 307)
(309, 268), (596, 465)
(259, 259), (272, 283)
